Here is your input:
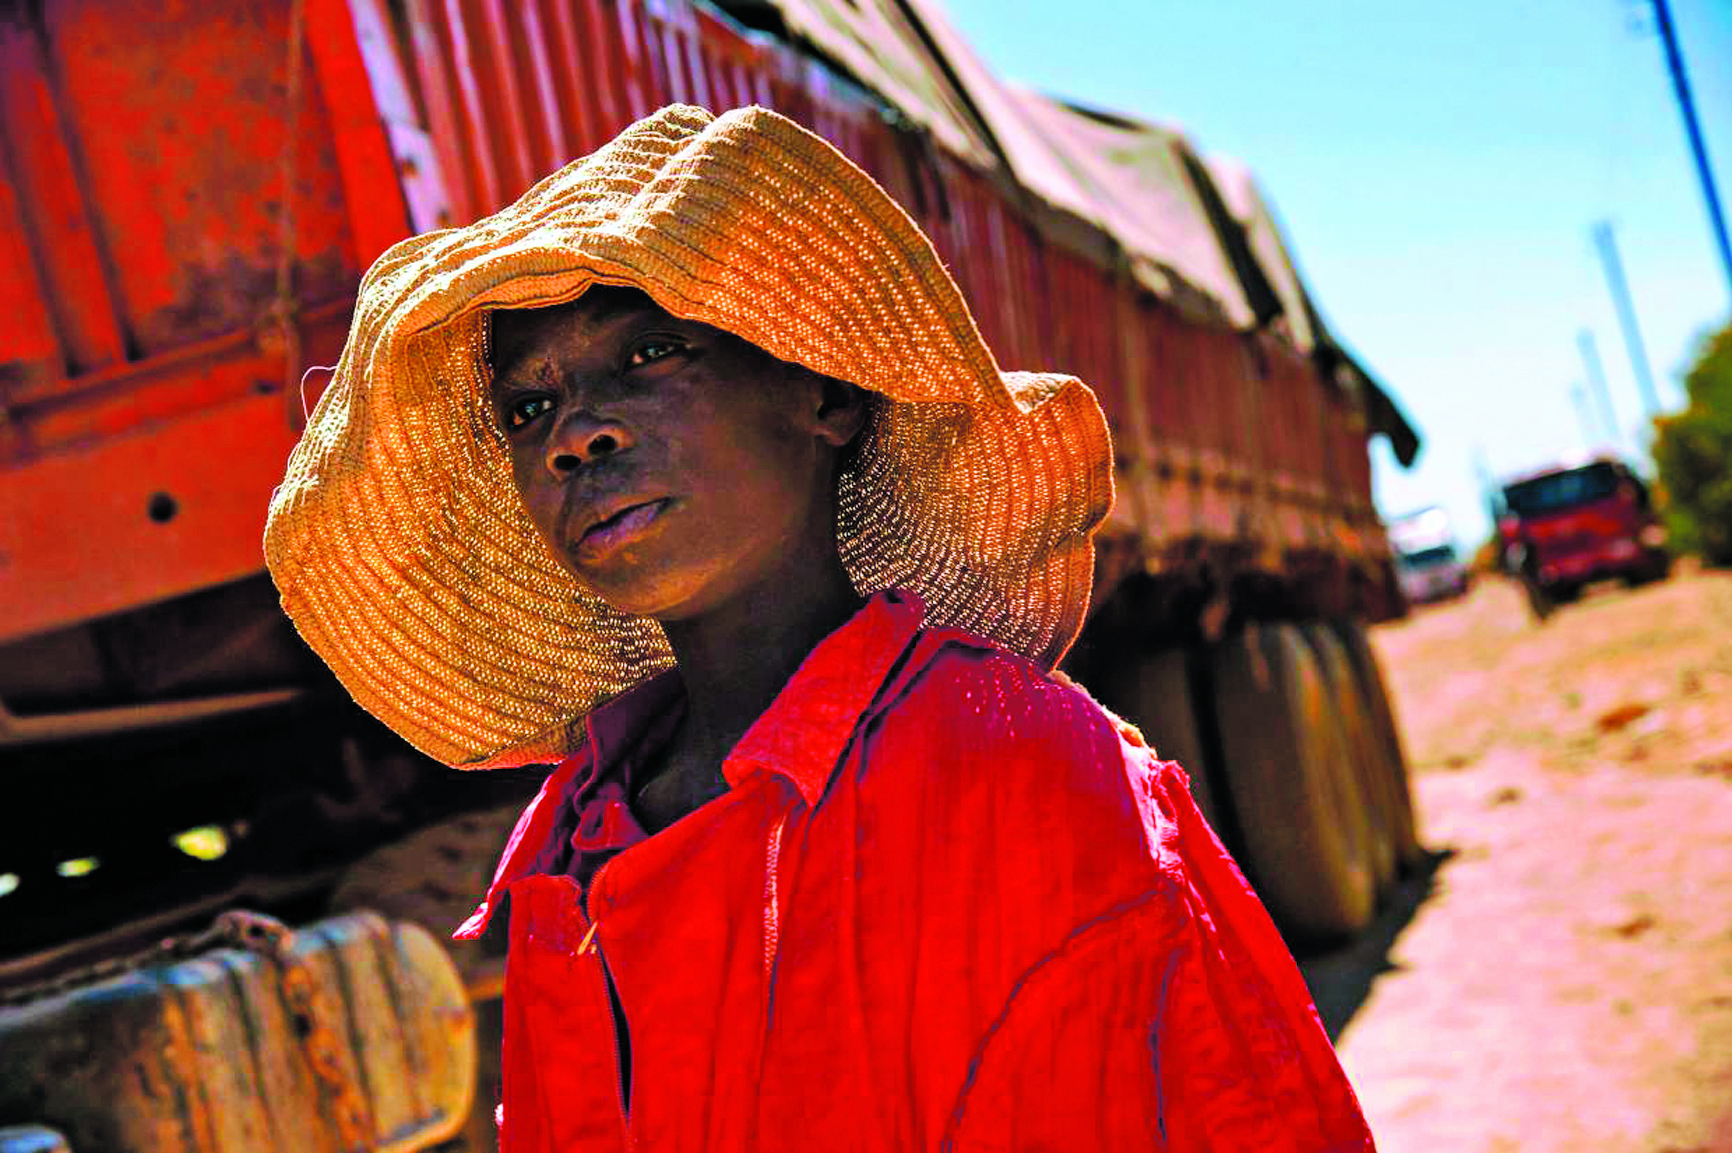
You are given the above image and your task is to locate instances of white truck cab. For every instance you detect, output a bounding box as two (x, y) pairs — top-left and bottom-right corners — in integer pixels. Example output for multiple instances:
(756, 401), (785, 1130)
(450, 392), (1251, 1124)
(1389, 507), (1471, 605)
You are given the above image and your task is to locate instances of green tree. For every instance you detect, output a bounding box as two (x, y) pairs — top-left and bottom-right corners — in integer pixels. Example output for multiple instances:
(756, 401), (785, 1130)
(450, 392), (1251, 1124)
(1653, 320), (1732, 566)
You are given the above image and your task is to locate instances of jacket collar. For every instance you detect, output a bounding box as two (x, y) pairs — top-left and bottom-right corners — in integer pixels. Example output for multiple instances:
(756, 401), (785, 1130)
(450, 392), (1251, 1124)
(456, 590), (926, 939)
(723, 588), (925, 805)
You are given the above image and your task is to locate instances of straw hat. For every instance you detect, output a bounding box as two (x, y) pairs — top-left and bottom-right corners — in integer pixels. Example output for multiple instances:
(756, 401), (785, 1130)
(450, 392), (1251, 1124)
(265, 104), (1112, 768)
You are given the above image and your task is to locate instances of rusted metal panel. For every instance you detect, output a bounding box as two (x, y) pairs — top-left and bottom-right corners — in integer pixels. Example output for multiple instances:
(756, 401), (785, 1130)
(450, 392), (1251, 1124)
(0, 374), (333, 643)
(335, 0), (458, 236)
(0, 134), (62, 410)
(433, 0), (507, 212)
(307, 0), (418, 267)
(399, 0), (483, 223)
(511, 0), (576, 168)
(0, 13), (128, 377)
(0, 912), (474, 1153)
(459, 0), (543, 196)
(0, 0), (366, 642)
(33, 2), (355, 362)
(0, 0), (1393, 648)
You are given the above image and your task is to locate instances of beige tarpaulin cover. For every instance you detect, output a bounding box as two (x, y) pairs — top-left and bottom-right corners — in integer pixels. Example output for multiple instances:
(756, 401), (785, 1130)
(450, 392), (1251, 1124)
(1205, 155), (1324, 353)
(1206, 155), (1420, 465)
(737, 0), (998, 168)
(717, 0), (1419, 462)
(896, 0), (1260, 324)
(1000, 90), (1261, 327)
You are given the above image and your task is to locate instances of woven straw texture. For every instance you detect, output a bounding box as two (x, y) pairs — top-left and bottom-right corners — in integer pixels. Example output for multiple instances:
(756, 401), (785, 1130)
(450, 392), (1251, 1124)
(265, 104), (1113, 768)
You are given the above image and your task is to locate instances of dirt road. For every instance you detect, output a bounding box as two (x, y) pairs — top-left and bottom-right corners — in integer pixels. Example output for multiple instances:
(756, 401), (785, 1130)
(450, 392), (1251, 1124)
(1307, 565), (1732, 1151)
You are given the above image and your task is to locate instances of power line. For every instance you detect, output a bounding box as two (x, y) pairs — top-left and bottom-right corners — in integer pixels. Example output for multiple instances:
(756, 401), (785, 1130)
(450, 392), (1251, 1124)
(1649, 0), (1732, 303)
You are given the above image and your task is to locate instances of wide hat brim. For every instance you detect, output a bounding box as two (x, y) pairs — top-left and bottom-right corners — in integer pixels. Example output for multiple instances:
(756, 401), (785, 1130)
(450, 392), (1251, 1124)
(265, 105), (1113, 768)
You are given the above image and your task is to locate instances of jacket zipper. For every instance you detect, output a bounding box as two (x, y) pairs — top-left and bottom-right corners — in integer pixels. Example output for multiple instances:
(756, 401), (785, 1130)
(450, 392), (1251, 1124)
(763, 813), (789, 984)
(582, 861), (632, 1149)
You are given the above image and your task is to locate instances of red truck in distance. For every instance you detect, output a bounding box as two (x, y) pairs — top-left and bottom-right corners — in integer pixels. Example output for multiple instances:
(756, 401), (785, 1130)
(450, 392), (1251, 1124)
(1498, 455), (1671, 619)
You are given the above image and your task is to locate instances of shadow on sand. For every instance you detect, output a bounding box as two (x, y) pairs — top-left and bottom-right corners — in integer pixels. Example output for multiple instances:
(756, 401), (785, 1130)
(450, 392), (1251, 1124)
(1294, 847), (1456, 1043)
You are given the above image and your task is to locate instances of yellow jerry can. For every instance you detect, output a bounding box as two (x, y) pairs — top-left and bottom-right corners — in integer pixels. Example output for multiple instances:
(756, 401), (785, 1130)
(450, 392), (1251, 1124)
(0, 911), (475, 1153)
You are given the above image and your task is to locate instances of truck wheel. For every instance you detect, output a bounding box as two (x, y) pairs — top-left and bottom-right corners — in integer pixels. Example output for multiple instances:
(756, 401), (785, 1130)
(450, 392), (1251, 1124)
(1331, 620), (1425, 871)
(1522, 576), (1556, 622)
(1624, 552), (1671, 587)
(1303, 625), (1398, 899)
(1096, 648), (1227, 837)
(1208, 624), (1377, 943)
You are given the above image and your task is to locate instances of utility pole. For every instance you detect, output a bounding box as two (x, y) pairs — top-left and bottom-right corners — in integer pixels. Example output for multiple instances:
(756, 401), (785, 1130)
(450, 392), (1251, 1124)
(1649, 0), (1732, 302)
(1570, 383), (1601, 450)
(1577, 329), (1621, 447)
(1592, 221), (1662, 418)
(1472, 444), (1503, 525)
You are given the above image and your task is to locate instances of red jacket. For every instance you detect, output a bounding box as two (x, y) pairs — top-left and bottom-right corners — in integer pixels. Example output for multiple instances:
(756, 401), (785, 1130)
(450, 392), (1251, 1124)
(458, 591), (1374, 1152)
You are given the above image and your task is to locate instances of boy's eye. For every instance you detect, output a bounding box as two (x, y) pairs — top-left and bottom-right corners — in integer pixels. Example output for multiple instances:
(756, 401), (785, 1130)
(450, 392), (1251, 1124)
(627, 338), (682, 368)
(505, 395), (555, 430)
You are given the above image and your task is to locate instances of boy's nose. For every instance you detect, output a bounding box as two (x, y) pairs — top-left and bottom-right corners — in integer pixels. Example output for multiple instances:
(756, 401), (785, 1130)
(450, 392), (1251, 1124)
(546, 416), (633, 476)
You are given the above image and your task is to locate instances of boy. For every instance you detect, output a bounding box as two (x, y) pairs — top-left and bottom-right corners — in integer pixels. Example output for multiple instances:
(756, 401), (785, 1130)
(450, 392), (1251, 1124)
(267, 104), (1373, 1151)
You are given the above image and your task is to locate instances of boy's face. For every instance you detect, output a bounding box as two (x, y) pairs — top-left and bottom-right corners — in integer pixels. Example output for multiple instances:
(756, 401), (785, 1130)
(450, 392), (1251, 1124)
(487, 287), (858, 621)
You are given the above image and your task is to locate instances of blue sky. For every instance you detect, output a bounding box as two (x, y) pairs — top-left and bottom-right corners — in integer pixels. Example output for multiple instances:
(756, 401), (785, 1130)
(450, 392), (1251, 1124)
(936, 0), (1732, 546)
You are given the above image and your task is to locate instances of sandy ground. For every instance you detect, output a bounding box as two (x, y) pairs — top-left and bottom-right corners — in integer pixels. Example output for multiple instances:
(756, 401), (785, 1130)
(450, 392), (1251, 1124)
(1307, 565), (1732, 1152)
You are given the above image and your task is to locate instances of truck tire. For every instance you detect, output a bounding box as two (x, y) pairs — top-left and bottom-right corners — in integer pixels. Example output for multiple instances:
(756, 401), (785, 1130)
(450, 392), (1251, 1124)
(1331, 620), (1425, 871)
(1096, 648), (1227, 837)
(1522, 577), (1556, 622)
(1303, 625), (1397, 899)
(1624, 551), (1671, 587)
(1208, 624), (1377, 943)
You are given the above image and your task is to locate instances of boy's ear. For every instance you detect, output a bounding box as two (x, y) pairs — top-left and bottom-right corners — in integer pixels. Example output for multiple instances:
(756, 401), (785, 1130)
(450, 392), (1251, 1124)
(811, 373), (869, 449)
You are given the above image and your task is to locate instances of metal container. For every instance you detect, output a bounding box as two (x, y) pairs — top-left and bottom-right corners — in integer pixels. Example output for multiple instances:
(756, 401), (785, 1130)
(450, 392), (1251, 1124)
(0, 912), (475, 1153)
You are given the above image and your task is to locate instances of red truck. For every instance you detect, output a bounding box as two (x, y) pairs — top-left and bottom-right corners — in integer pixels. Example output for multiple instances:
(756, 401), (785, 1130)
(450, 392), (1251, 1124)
(0, 1), (1421, 1148)
(1498, 455), (1671, 618)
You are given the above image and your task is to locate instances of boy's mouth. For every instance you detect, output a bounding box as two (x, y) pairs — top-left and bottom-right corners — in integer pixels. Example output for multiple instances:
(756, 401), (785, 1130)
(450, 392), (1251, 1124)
(575, 498), (670, 560)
